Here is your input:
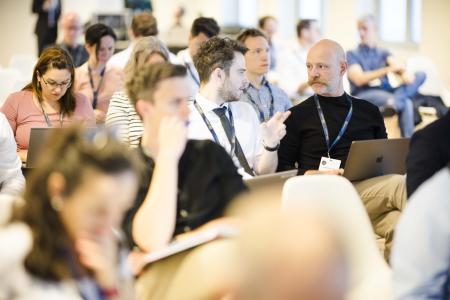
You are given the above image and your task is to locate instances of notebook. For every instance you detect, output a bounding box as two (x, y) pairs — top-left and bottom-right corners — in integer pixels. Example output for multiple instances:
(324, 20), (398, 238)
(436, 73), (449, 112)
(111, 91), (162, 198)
(137, 225), (239, 269)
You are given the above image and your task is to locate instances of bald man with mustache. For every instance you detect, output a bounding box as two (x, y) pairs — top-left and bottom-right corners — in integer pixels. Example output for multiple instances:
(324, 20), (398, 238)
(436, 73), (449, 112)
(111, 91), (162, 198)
(277, 39), (406, 260)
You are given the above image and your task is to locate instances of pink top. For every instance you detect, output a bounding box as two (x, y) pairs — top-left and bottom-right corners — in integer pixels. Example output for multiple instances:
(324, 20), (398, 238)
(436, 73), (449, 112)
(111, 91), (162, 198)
(74, 63), (124, 114)
(0, 90), (96, 150)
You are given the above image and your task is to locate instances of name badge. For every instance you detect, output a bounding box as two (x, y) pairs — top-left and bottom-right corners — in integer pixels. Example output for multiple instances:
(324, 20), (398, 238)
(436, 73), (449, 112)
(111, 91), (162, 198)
(318, 157), (341, 171)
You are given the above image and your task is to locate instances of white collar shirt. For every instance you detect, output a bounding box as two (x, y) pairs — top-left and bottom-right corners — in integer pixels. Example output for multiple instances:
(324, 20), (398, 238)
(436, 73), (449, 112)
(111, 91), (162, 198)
(177, 48), (200, 97)
(188, 93), (263, 173)
(108, 43), (135, 70)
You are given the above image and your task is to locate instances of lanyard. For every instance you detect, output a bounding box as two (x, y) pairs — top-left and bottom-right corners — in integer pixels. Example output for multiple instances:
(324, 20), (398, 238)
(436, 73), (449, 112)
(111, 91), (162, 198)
(88, 65), (106, 109)
(39, 101), (64, 127)
(185, 63), (200, 87)
(193, 100), (236, 155)
(314, 94), (353, 158)
(245, 81), (274, 122)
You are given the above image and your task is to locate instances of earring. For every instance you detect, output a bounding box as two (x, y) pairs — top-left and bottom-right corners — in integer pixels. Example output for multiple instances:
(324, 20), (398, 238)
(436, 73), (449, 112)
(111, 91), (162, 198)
(50, 196), (64, 211)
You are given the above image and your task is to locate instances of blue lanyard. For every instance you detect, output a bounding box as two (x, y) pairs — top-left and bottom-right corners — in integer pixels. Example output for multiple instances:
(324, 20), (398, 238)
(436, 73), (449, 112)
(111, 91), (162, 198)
(88, 65), (106, 109)
(314, 94), (353, 158)
(193, 100), (236, 155)
(185, 63), (200, 88)
(245, 81), (274, 122)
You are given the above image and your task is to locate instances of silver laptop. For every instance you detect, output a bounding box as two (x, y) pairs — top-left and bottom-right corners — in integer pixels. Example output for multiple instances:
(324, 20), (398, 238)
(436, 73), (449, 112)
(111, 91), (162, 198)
(27, 128), (62, 168)
(343, 138), (410, 182)
(245, 169), (298, 191)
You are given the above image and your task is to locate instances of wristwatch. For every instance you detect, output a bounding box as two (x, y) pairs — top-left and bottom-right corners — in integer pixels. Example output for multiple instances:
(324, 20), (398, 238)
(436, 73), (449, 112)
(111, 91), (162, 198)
(263, 141), (280, 152)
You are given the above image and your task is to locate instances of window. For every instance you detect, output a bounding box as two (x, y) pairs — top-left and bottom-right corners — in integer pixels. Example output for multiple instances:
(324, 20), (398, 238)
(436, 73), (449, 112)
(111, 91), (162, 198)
(378, 0), (422, 44)
(297, 0), (323, 20)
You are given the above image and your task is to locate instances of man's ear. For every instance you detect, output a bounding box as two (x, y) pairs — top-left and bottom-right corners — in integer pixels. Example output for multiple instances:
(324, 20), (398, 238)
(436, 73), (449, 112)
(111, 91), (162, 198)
(211, 67), (224, 84)
(136, 99), (152, 120)
(340, 61), (348, 76)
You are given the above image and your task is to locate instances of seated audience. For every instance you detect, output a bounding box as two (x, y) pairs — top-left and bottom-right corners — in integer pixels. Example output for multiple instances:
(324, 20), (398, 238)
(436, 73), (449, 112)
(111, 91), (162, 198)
(392, 164), (450, 300)
(237, 28), (292, 123)
(123, 63), (246, 251)
(8, 125), (141, 298)
(0, 113), (25, 197)
(347, 15), (426, 137)
(277, 39), (406, 259)
(57, 12), (88, 67)
(106, 36), (170, 148)
(176, 17), (220, 95)
(189, 37), (290, 177)
(277, 19), (321, 102)
(258, 16), (279, 71)
(108, 12), (158, 70)
(406, 110), (450, 197)
(75, 23), (123, 124)
(1, 47), (95, 162)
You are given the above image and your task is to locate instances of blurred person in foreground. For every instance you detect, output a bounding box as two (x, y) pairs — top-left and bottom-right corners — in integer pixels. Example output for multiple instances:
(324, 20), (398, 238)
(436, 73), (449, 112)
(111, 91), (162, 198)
(3, 125), (141, 299)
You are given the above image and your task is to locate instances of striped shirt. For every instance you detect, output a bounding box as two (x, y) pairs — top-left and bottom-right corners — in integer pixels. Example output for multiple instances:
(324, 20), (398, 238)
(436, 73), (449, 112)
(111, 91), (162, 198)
(106, 91), (143, 148)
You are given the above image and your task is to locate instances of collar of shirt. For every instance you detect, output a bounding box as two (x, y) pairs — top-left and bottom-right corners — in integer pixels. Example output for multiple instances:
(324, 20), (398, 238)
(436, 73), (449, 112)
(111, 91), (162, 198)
(195, 93), (230, 113)
(293, 41), (309, 55)
(178, 48), (194, 65)
(248, 76), (269, 91)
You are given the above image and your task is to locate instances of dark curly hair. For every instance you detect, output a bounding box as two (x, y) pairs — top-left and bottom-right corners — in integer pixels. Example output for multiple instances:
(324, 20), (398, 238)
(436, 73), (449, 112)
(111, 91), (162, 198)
(193, 37), (247, 84)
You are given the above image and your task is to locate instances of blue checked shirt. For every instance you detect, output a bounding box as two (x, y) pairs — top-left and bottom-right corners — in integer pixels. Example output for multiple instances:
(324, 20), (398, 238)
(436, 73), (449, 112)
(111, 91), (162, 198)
(241, 77), (292, 123)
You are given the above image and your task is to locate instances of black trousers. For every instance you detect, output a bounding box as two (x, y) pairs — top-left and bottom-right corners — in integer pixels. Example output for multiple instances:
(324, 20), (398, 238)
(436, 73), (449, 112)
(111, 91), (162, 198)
(36, 26), (57, 56)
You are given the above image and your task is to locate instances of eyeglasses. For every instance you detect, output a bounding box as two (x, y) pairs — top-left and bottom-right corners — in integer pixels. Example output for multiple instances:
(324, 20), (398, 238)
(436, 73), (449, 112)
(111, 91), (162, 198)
(41, 76), (72, 90)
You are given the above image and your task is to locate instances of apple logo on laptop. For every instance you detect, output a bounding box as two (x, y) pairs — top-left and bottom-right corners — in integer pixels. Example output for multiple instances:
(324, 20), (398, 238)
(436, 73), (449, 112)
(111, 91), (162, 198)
(376, 156), (384, 163)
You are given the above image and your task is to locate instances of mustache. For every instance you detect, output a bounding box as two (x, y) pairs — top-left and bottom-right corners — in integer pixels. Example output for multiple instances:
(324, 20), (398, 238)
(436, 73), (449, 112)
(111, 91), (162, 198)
(308, 80), (327, 86)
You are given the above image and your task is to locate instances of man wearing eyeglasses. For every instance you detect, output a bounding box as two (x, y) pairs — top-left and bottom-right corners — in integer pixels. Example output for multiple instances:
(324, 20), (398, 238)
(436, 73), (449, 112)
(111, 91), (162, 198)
(57, 12), (88, 67)
(236, 28), (291, 123)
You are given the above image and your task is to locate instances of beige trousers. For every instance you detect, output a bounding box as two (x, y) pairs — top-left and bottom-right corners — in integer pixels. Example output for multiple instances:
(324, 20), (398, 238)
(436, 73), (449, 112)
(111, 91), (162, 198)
(353, 174), (407, 260)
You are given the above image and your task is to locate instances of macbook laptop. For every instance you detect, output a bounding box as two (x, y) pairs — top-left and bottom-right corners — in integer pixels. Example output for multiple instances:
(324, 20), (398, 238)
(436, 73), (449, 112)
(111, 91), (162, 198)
(245, 169), (298, 192)
(343, 138), (410, 182)
(26, 127), (62, 168)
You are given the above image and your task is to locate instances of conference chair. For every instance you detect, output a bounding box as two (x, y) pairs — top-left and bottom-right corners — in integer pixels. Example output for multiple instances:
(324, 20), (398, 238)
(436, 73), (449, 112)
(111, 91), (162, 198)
(282, 175), (393, 300)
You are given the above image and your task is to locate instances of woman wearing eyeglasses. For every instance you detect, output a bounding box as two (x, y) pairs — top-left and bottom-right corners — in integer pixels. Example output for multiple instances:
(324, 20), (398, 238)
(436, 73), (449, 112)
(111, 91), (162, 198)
(1, 47), (95, 162)
(75, 23), (124, 124)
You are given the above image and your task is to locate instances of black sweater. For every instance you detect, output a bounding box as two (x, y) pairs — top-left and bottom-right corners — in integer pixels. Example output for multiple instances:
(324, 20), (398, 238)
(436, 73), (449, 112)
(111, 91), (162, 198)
(406, 111), (450, 197)
(278, 93), (387, 174)
(122, 140), (246, 248)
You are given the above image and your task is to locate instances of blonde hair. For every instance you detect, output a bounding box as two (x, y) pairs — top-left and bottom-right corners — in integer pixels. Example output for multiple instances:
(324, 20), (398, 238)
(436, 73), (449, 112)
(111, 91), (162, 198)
(124, 36), (170, 83)
(126, 63), (186, 106)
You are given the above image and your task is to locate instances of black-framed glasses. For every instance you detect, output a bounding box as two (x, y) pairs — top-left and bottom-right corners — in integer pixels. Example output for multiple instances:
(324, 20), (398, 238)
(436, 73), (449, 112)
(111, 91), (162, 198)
(41, 76), (72, 90)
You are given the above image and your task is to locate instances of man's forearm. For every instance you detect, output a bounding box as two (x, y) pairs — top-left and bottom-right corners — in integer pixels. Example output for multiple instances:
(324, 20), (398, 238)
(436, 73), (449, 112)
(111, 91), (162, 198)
(255, 151), (278, 175)
(132, 155), (178, 252)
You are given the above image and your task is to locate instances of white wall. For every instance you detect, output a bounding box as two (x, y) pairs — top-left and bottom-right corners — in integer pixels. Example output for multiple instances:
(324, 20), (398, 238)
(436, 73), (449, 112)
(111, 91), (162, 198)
(0, 0), (37, 66)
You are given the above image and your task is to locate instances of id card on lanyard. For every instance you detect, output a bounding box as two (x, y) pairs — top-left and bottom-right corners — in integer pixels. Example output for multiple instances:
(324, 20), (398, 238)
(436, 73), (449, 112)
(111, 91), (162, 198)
(314, 94), (352, 170)
(245, 82), (275, 122)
